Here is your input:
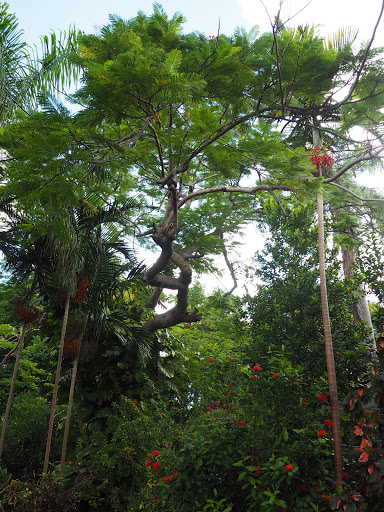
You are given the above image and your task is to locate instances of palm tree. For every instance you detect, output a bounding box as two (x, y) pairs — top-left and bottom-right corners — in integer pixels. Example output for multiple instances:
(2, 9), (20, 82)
(0, 1), (78, 125)
(313, 128), (344, 488)
(52, 196), (143, 471)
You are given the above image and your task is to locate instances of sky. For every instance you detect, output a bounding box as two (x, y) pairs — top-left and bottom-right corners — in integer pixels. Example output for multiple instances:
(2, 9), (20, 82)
(7, 0), (384, 294)
(9, 0), (384, 47)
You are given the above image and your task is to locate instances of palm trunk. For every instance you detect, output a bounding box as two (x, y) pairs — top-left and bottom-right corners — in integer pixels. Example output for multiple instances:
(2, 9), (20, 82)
(43, 290), (71, 473)
(60, 311), (89, 473)
(0, 323), (27, 459)
(313, 127), (343, 488)
(317, 190), (344, 488)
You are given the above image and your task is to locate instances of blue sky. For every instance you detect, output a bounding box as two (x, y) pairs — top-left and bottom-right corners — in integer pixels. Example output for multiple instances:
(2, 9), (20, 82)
(10, 0), (253, 45)
(10, 0), (384, 48)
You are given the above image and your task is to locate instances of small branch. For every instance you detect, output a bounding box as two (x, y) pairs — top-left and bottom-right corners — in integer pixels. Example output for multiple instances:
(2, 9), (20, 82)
(270, 189), (289, 217)
(324, 148), (384, 183)
(220, 233), (238, 297)
(178, 184), (292, 208)
(330, 182), (384, 202)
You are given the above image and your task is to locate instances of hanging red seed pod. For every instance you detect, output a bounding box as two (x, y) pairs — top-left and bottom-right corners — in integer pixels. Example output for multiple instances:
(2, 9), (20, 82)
(74, 275), (89, 304)
(310, 145), (336, 170)
(15, 299), (39, 324)
(63, 335), (81, 358)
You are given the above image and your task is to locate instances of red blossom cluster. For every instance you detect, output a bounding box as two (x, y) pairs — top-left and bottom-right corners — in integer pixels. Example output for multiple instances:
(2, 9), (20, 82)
(15, 298), (39, 324)
(208, 35), (216, 39)
(317, 393), (327, 404)
(63, 335), (80, 358)
(253, 365), (262, 371)
(285, 464), (294, 471)
(318, 429), (327, 438)
(74, 275), (89, 304)
(161, 473), (178, 484)
(272, 373), (281, 378)
(207, 357), (215, 363)
(146, 450), (162, 472)
(310, 145), (336, 170)
(325, 419), (333, 428)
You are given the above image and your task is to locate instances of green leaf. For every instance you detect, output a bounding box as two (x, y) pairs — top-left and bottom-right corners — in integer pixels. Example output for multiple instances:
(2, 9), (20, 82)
(165, 48), (182, 74)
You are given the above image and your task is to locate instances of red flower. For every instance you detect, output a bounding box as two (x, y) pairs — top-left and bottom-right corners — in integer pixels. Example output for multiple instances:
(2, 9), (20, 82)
(252, 365), (262, 371)
(153, 499), (161, 505)
(325, 419), (333, 428)
(285, 464), (294, 471)
(231, 358), (236, 362)
(343, 472), (349, 480)
(322, 494), (330, 500)
(318, 429), (327, 438)
(152, 462), (161, 472)
(146, 459), (151, 467)
(161, 476), (171, 484)
(151, 450), (160, 457)
(256, 465), (262, 475)
(251, 375), (259, 379)
(173, 472), (178, 479)
(317, 393), (327, 404)
(237, 421), (245, 426)
(303, 398), (309, 403)
(272, 373), (280, 378)
(207, 357), (215, 363)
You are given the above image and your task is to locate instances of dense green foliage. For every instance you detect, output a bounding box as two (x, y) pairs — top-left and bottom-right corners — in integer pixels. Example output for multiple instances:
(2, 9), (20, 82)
(2, 2), (384, 511)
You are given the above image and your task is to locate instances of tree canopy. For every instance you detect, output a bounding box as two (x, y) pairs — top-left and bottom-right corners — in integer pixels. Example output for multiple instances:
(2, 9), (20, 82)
(2, 3), (384, 509)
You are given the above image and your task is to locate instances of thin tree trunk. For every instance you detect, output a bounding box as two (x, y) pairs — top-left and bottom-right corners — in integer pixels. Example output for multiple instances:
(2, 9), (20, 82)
(60, 311), (89, 473)
(317, 190), (344, 488)
(341, 246), (376, 353)
(43, 290), (71, 473)
(0, 323), (27, 459)
(313, 127), (343, 488)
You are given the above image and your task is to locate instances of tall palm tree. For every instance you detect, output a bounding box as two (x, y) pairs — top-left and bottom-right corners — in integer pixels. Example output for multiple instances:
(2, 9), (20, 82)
(313, 128), (344, 488)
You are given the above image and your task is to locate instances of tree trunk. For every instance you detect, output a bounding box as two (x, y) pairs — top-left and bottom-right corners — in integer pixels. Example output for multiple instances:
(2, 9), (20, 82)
(43, 290), (71, 473)
(0, 323), (27, 460)
(317, 190), (344, 488)
(341, 246), (376, 353)
(60, 311), (89, 473)
(313, 127), (343, 488)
